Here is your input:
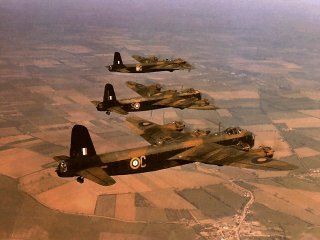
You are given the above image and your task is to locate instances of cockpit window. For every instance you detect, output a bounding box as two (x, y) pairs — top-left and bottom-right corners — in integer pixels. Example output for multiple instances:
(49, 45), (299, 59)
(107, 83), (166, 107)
(224, 127), (242, 135)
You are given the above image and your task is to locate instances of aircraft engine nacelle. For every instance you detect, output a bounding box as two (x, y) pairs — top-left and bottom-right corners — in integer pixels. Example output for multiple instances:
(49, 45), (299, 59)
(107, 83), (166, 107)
(136, 64), (143, 72)
(251, 146), (274, 158)
(164, 121), (185, 132)
(258, 146), (274, 158)
(192, 129), (211, 137)
(149, 84), (162, 93)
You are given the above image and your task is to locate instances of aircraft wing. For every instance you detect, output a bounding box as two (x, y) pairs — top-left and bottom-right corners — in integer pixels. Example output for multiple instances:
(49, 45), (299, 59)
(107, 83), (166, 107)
(108, 106), (128, 115)
(169, 142), (297, 171)
(91, 101), (128, 115)
(53, 155), (70, 162)
(154, 97), (218, 110)
(91, 100), (100, 107)
(187, 100), (219, 110)
(149, 64), (179, 70)
(126, 115), (187, 145)
(153, 96), (197, 109)
(117, 68), (130, 73)
(131, 55), (147, 63)
(154, 60), (193, 70)
(78, 167), (116, 186)
(126, 81), (152, 97)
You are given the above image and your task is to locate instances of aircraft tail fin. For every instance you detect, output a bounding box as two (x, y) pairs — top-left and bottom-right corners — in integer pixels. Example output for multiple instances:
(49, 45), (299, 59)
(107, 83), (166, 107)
(103, 83), (117, 105)
(70, 125), (96, 157)
(113, 52), (124, 67)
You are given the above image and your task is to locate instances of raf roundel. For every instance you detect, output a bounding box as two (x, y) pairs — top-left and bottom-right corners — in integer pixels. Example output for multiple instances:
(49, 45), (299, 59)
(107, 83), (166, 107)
(132, 102), (140, 110)
(130, 157), (141, 169)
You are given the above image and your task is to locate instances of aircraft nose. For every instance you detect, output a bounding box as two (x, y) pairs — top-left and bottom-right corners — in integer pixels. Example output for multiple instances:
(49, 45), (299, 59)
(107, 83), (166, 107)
(247, 132), (255, 148)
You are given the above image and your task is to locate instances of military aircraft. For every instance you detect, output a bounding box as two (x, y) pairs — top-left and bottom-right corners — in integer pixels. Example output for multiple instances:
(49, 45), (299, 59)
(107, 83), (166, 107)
(54, 116), (297, 186)
(107, 52), (193, 73)
(91, 81), (218, 115)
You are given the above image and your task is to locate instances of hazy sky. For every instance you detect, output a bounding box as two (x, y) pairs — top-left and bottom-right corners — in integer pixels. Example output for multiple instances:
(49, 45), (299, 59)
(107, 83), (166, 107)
(2, 0), (320, 31)
(1, 0), (320, 53)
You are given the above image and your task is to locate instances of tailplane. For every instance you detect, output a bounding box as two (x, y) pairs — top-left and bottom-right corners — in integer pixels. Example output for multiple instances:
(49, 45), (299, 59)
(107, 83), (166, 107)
(70, 125), (96, 157)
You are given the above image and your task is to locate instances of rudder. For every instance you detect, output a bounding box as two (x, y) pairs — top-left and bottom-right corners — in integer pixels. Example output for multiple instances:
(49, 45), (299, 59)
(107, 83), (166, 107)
(113, 52), (124, 66)
(103, 83), (117, 105)
(70, 125), (96, 157)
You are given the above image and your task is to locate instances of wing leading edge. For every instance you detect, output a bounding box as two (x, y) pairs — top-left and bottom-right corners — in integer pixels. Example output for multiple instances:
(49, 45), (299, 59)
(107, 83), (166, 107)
(153, 97), (218, 110)
(126, 81), (162, 97)
(126, 115), (187, 145)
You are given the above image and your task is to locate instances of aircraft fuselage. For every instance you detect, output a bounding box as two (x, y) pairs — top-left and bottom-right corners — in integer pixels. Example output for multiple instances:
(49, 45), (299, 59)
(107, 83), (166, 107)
(56, 129), (254, 178)
(96, 90), (202, 113)
(108, 63), (179, 73)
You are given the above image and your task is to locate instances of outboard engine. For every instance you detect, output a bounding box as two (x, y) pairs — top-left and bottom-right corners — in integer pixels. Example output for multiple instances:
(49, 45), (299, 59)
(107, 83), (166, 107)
(164, 121), (185, 132)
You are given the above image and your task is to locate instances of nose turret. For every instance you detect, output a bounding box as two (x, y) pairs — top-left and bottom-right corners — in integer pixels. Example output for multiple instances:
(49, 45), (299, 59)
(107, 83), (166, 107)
(246, 132), (255, 148)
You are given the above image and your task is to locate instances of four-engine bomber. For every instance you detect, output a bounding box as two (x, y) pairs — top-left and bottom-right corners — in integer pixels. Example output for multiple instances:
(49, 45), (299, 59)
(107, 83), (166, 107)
(54, 116), (297, 186)
(53, 51), (297, 186)
(107, 52), (193, 73)
(91, 81), (218, 115)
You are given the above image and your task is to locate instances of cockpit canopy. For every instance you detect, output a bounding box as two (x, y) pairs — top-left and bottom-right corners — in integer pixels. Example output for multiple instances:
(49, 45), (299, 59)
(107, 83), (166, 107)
(224, 127), (243, 135)
(181, 88), (196, 93)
